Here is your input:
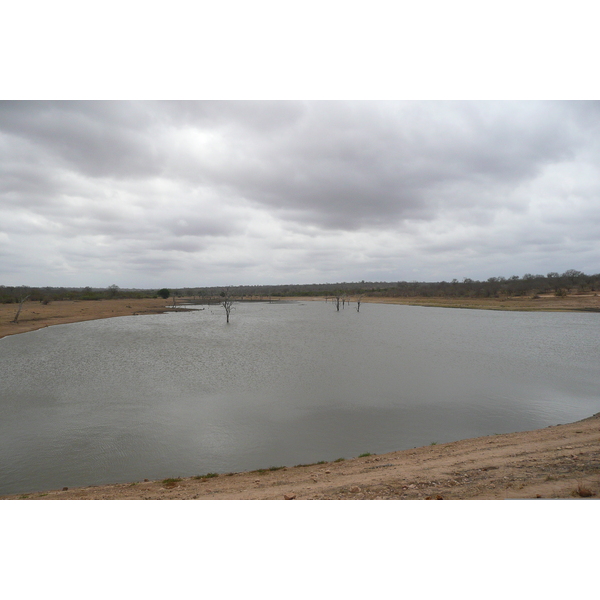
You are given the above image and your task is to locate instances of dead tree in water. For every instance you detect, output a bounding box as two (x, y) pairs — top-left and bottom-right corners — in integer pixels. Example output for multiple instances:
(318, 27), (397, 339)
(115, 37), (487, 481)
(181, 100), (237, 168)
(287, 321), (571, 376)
(355, 294), (365, 312)
(221, 289), (234, 323)
(334, 294), (341, 311)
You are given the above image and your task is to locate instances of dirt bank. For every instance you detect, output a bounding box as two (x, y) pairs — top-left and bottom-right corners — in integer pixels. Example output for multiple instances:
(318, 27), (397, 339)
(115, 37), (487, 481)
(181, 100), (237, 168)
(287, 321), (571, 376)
(4, 412), (598, 500)
(0, 297), (175, 340)
(357, 293), (600, 312)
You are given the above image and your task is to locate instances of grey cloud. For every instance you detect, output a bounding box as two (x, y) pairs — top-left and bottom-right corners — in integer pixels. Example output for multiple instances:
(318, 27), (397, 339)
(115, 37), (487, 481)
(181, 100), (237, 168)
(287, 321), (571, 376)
(3, 100), (593, 231)
(0, 101), (163, 179)
(165, 216), (243, 238)
(155, 238), (208, 253)
(157, 100), (306, 132)
(2, 100), (600, 287)
(183, 101), (593, 230)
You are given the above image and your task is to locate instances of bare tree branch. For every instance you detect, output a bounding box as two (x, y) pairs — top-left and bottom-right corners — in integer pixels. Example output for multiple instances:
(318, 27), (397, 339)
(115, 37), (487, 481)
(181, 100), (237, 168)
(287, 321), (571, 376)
(221, 288), (234, 323)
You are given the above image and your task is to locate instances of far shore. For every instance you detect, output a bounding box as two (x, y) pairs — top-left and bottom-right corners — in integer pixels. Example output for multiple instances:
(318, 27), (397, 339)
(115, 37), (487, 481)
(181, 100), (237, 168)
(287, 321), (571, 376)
(1, 293), (599, 341)
(0, 297), (173, 340)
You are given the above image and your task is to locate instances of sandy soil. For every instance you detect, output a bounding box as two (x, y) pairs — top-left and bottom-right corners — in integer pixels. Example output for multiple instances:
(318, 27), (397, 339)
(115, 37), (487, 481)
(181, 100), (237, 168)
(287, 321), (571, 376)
(2, 294), (599, 500)
(0, 297), (174, 340)
(3, 412), (598, 500)
(357, 293), (600, 312)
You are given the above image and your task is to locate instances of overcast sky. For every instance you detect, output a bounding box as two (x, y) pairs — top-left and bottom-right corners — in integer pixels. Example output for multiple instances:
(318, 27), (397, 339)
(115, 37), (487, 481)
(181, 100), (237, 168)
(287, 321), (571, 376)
(1, 100), (599, 288)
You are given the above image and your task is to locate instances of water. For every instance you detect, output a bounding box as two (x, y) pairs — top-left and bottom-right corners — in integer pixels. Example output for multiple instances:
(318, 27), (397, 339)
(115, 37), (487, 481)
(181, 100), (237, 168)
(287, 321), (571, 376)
(1, 301), (598, 495)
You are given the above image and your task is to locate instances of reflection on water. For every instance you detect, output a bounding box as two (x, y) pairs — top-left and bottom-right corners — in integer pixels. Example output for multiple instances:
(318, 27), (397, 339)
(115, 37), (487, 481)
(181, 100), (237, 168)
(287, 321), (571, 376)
(1, 301), (598, 494)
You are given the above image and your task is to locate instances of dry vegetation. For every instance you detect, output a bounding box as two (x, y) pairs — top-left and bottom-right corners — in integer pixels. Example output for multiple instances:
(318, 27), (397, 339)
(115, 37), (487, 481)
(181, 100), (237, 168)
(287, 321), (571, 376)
(0, 297), (173, 340)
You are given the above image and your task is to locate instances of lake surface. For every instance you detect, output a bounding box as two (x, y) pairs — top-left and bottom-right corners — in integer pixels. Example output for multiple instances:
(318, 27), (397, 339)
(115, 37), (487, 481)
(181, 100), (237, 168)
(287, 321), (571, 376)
(1, 301), (598, 495)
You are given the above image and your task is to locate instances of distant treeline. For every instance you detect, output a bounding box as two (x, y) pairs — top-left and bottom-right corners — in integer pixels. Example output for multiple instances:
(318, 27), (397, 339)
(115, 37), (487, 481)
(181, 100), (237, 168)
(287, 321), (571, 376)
(3, 270), (597, 304)
(184, 270), (599, 300)
(0, 284), (154, 304)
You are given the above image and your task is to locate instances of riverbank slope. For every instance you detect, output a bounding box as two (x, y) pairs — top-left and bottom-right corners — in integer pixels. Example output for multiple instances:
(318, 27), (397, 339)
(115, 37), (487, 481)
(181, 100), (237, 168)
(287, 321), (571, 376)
(0, 297), (173, 340)
(4, 412), (599, 500)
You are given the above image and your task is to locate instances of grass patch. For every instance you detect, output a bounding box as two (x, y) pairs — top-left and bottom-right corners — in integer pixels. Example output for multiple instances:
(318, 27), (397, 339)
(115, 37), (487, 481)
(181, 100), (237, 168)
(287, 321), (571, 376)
(252, 466), (286, 475)
(18, 494), (30, 499)
(294, 461), (327, 468)
(358, 452), (372, 458)
(430, 441), (438, 446)
(162, 477), (182, 488)
(193, 473), (219, 480)
(333, 457), (345, 463)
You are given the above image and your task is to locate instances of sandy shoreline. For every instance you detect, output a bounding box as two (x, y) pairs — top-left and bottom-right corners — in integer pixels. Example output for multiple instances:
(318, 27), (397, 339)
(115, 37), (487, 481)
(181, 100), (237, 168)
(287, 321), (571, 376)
(0, 297), (173, 340)
(2, 295), (598, 500)
(3, 412), (599, 500)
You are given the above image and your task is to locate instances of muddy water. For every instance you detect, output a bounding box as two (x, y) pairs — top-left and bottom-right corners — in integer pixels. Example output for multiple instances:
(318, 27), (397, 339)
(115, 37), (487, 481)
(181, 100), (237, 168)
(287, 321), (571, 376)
(1, 301), (598, 495)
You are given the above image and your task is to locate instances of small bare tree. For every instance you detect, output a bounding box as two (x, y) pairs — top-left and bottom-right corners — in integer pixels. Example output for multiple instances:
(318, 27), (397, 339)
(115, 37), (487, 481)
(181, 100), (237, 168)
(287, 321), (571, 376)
(12, 292), (31, 323)
(221, 289), (234, 323)
(333, 293), (342, 311)
(355, 294), (365, 312)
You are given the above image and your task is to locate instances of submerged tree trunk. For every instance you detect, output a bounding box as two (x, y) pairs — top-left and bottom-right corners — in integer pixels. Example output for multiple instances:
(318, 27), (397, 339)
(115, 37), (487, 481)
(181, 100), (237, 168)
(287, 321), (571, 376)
(356, 294), (364, 312)
(222, 290), (234, 323)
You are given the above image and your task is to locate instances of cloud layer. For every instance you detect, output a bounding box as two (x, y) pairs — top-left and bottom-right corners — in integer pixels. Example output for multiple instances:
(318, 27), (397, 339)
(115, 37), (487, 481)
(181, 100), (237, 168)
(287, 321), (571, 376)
(1, 100), (599, 287)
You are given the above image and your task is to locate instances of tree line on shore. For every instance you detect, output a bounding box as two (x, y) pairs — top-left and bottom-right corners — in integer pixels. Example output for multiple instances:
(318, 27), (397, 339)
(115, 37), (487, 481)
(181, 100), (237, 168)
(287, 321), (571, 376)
(2, 270), (598, 306)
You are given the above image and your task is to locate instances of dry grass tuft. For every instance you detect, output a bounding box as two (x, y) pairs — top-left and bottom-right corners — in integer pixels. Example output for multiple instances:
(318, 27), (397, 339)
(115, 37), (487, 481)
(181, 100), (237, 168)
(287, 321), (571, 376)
(572, 484), (596, 498)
